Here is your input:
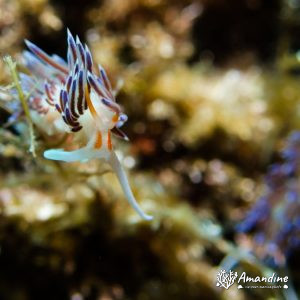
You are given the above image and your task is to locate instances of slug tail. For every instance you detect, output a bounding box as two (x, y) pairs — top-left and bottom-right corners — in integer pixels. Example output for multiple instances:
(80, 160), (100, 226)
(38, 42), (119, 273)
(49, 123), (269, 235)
(108, 151), (153, 221)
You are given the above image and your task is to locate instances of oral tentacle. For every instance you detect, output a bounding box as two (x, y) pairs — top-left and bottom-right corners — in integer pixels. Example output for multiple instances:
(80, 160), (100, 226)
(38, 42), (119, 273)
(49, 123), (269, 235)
(44, 144), (109, 162)
(44, 147), (94, 162)
(108, 151), (153, 221)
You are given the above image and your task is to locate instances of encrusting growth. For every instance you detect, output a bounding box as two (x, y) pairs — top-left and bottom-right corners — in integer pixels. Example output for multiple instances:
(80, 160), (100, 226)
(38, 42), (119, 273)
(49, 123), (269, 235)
(15, 29), (153, 221)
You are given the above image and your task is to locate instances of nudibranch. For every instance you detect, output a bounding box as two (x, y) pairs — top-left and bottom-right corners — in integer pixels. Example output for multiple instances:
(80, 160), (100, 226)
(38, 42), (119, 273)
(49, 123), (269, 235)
(18, 30), (152, 221)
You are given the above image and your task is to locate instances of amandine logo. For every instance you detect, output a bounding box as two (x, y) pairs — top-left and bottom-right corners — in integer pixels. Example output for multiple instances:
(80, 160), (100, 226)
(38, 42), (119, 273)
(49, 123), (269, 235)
(216, 270), (289, 290)
(216, 270), (238, 289)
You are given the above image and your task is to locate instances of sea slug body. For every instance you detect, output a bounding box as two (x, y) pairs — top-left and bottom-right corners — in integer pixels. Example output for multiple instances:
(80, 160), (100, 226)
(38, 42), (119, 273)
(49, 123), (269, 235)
(18, 29), (152, 221)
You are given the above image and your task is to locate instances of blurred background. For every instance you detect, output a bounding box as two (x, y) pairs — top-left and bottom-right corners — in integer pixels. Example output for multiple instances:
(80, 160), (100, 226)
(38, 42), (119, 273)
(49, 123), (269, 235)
(0, 0), (300, 299)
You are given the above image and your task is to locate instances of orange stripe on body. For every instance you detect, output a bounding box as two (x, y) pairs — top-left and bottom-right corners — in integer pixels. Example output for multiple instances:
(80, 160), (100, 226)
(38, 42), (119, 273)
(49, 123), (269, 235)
(107, 131), (112, 151)
(112, 114), (118, 123)
(85, 85), (112, 151)
(85, 85), (98, 118)
(94, 132), (102, 149)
